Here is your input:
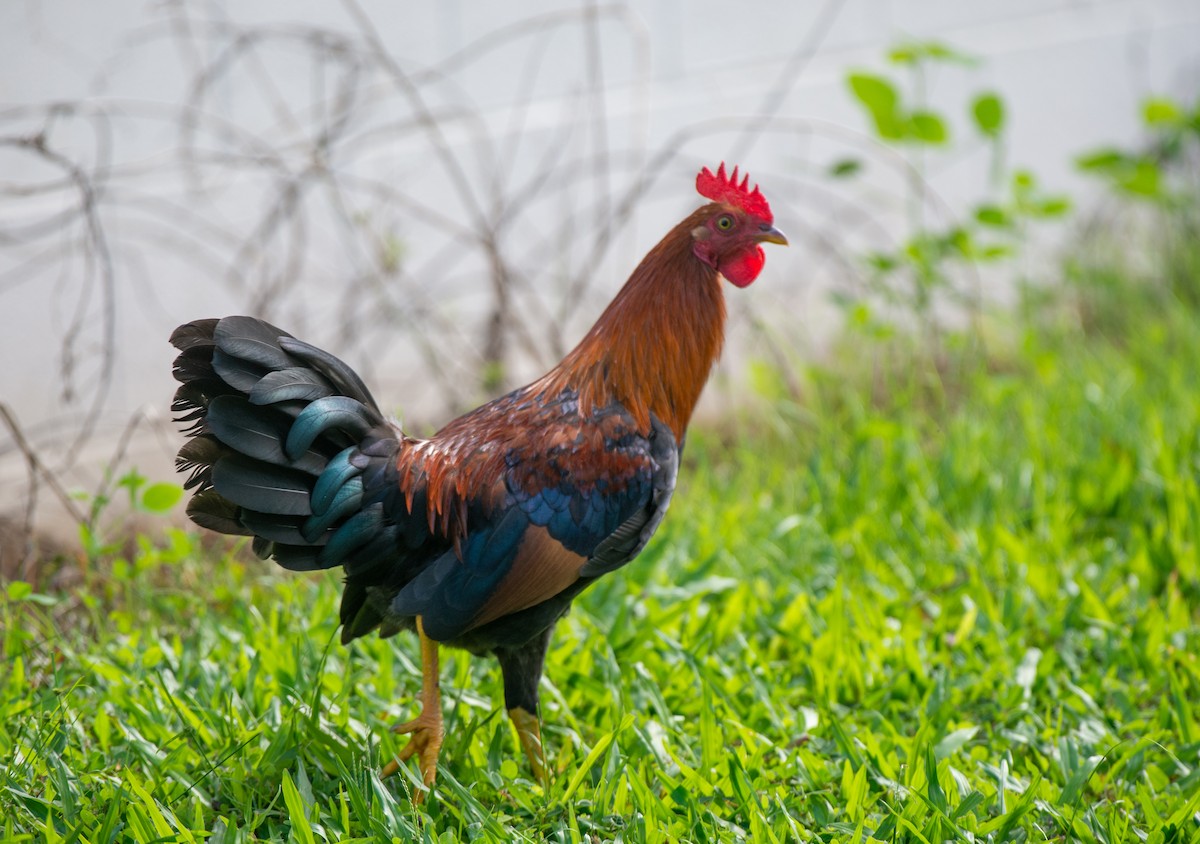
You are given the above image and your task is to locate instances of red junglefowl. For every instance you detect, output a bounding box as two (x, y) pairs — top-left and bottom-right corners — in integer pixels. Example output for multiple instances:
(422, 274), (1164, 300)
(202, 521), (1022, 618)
(170, 163), (786, 795)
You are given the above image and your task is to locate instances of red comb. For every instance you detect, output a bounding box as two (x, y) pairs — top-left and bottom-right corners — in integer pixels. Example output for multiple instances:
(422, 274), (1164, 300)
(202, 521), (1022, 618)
(696, 162), (772, 221)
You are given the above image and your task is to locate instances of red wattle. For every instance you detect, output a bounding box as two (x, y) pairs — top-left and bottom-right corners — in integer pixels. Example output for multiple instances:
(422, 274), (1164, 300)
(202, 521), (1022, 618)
(719, 245), (766, 288)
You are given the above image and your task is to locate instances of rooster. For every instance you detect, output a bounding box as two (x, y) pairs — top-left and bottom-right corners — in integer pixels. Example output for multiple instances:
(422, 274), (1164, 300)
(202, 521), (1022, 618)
(170, 163), (786, 793)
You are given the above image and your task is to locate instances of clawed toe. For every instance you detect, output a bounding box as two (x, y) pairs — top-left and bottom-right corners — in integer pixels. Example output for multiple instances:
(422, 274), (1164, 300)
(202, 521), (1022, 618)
(379, 617), (443, 800)
(381, 712), (443, 789)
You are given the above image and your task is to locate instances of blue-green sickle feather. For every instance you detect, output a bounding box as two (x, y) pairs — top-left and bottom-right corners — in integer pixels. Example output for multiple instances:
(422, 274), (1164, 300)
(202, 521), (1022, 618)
(285, 396), (378, 460)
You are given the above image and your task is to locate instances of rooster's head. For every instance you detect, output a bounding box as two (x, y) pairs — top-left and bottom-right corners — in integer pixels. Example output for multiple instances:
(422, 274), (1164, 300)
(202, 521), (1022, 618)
(691, 163), (787, 288)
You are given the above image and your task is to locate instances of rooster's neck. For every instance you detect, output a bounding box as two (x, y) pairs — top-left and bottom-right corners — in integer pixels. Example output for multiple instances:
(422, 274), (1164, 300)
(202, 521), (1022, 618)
(541, 211), (726, 440)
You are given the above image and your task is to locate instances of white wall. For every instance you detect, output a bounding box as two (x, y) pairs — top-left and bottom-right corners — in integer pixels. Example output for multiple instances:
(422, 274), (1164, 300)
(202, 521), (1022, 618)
(1, 0), (1197, 538)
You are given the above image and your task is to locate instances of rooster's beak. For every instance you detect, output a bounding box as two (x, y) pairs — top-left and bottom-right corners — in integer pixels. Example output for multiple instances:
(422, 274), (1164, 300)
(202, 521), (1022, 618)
(756, 224), (789, 246)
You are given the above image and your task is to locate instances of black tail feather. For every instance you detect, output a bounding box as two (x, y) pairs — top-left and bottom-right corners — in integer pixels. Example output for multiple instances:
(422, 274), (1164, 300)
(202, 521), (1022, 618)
(172, 346), (223, 386)
(272, 543), (332, 572)
(249, 368), (335, 405)
(239, 510), (331, 546)
(206, 395), (328, 475)
(278, 336), (382, 415)
(213, 316), (295, 369)
(211, 348), (270, 393)
(175, 435), (229, 490)
(171, 316), (401, 587)
(210, 453), (313, 516)
(186, 489), (253, 536)
(169, 319), (219, 351)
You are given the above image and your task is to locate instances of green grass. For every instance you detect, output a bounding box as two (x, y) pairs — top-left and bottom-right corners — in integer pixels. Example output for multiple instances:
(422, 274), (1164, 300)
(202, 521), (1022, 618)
(3, 274), (1200, 842)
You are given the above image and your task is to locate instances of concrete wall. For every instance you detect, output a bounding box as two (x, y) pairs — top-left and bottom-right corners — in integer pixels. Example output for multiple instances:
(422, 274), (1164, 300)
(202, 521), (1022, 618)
(1, 0), (1197, 540)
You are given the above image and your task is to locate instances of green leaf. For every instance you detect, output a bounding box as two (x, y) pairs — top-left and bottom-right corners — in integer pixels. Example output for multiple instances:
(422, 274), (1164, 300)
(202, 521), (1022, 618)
(842, 759), (868, 822)
(1035, 196), (1072, 218)
(909, 110), (948, 144)
(4, 581), (55, 607)
(922, 41), (976, 64)
(847, 72), (905, 140)
(1121, 159), (1161, 197)
(829, 157), (863, 178)
(947, 226), (973, 256)
(130, 783), (178, 841)
(560, 714), (632, 803)
(974, 204), (1011, 228)
(141, 483), (183, 513)
(925, 746), (948, 811)
(1142, 96), (1182, 127)
(117, 469), (146, 494)
(281, 770), (316, 844)
(979, 244), (1015, 260)
(1058, 748), (1103, 807)
(866, 251), (899, 273)
(934, 727), (979, 759)
(1012, 169), (1036, 190)
(889, 40), (975, 66)
(971, 92), (1005, 137)
(1076, 149), (1128, 173)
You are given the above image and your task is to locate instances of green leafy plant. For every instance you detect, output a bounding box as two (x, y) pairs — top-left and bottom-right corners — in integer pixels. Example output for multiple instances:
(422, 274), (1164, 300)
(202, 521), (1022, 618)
(841, 42), (1071, 327)
(77, 469), (184, 564)
(1076, 93), (1200, 308)
(1077, 95), (1200, 201)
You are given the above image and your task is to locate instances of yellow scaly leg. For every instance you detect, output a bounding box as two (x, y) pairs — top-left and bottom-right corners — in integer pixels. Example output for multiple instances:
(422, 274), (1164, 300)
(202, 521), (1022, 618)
(509, 706), (547, 786)
(380, 617), (443, 799)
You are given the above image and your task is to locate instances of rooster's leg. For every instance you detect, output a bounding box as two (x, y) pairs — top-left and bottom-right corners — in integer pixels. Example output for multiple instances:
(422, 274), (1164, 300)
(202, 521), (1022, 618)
(496, 626), (553, 785)
(509, 706), (547, 784)
(381, 617), (443, 797)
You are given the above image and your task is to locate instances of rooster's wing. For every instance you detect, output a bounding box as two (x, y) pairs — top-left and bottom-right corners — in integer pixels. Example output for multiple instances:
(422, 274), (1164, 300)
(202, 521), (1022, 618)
(375, 390), (679, 644)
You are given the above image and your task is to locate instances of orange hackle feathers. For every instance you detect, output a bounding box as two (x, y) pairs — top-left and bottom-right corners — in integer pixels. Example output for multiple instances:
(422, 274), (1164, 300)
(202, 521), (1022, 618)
(696, 162), (773, 222)
(537, 203), (727, 441)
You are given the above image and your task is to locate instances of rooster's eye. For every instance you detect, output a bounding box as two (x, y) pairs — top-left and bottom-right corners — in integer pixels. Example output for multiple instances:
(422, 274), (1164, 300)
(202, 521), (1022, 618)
(715, 215), (735, 231)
